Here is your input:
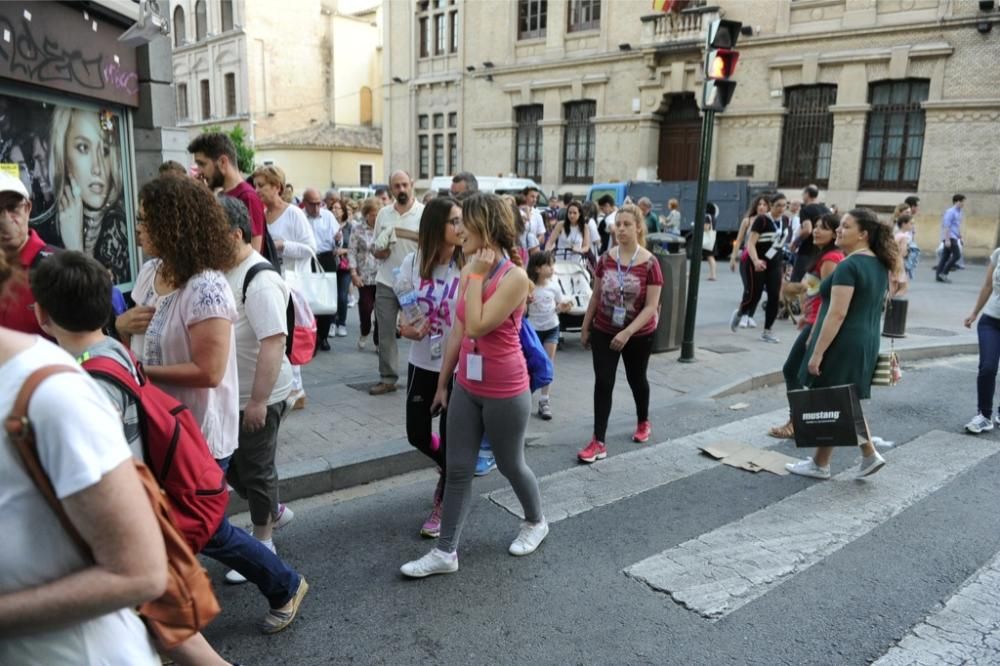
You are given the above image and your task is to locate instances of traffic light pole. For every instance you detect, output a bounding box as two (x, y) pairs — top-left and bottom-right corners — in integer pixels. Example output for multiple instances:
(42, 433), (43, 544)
(678, 107), (715, 363)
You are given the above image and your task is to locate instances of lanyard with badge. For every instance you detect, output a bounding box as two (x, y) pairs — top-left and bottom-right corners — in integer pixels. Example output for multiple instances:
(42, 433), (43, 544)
(466, 258), (507, 381)
(764, 215), (782, 260)
(428, 257), (456, 361)
(612, 246), (639, 327)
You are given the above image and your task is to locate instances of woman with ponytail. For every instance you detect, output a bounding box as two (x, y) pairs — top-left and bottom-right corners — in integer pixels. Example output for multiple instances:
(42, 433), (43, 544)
(400, 193), (547, 578)
(786, 208), (900, 481)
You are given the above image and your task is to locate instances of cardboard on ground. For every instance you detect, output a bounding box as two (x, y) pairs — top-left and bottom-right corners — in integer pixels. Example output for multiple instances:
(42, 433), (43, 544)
(699, 440), (800, 476)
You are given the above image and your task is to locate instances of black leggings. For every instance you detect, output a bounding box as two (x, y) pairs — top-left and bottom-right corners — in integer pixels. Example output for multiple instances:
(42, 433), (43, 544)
(738, 256), (783, 329)
(406, 363), (448, 471)
(591, 328), (653, 442)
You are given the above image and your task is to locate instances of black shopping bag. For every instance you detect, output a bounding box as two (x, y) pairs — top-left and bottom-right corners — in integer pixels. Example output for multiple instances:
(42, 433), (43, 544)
(882, 297), (908, 338)
(788, 384), (869, 448)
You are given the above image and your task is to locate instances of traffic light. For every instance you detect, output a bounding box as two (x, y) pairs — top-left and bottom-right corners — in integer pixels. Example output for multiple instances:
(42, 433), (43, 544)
(702, 19), (743, 112)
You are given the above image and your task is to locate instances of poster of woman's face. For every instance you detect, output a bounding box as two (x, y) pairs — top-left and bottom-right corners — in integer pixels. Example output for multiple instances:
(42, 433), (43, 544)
(0, 93), (135, 287)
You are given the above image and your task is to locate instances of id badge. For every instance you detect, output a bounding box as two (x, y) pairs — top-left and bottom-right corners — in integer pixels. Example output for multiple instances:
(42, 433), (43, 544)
(612, 305), (627, 327)
(765, 246), (779, 260)
(430, 333), (443, 361)
(466, 353), (484, 381)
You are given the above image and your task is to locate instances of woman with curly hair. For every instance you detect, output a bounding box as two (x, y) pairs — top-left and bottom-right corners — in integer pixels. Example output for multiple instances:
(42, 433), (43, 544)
(786, 208), (901, 481)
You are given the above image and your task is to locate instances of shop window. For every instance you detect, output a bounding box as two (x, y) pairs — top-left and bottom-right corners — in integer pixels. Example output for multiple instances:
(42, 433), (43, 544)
(195, 0), (207, 41)
(778, 85), (837, 188)
(861, 79), (929, 191)
(224, 73), (236, 117)
(177, 83), (189, 120)
(173, 6), (186, 46)
(563, 101), (595, 184)
(514, 105), (542, 181)
(200, 79), (211, 120)
(568, 0), (600, 33)
(518, 0), (547, 40)
(220, 0), (234, 31)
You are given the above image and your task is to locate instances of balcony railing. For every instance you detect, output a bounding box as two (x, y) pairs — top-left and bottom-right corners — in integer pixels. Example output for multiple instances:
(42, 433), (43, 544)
(640, 3), (721, 47)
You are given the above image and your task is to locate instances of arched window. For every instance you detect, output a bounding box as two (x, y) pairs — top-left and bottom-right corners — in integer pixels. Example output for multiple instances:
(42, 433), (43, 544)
(195, 0), (207, 41)
(220, 0), (234, 31)
(173, 6), (186, 47)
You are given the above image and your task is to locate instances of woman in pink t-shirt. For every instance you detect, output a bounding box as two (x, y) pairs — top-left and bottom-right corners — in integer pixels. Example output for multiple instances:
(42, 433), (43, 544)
(579, 204), (663, 464)
(400, 193), (548, 578)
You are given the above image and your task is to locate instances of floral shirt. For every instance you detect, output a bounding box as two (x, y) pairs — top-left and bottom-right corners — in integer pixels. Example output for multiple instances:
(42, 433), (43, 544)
(349, 221), (379, 285)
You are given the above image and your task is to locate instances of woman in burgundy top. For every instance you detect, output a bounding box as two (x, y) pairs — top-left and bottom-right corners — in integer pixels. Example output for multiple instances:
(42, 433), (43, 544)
(579, 204), (664, 463)
(400, 193), (547, 579)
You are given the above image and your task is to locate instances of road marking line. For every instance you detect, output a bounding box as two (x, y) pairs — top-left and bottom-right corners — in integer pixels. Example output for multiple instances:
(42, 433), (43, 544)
(624, 431), (1000, 619)
(873, 550), (1000, 665)
(487, 409), (789, 522)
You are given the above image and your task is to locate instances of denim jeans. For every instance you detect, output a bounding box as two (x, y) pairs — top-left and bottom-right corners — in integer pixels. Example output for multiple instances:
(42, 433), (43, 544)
(335, 270), (352, 326)
(976, 314), (1000, 418)
(205, 458), (300, 608)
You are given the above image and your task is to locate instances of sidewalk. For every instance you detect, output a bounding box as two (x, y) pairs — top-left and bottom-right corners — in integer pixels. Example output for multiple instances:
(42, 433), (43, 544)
(235, 261), (982, 511)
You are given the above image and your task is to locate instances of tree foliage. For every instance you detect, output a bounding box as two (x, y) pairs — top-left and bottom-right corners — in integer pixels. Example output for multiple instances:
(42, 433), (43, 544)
(203, 125), (256, 175)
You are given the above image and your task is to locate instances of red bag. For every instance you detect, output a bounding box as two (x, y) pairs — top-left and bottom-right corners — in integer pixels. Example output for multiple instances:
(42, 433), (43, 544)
(81, 354), (228, 553)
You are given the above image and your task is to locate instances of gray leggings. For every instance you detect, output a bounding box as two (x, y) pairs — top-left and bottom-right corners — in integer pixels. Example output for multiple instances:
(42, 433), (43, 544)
(438, 383), (543, 553)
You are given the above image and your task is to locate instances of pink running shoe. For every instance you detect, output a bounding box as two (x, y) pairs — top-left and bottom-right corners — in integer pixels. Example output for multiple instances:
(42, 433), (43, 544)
(430, 432), (441, 453)
(420, 501), (443, 538)
(577, 439), (607, 464)
(633, 421), (652, 443)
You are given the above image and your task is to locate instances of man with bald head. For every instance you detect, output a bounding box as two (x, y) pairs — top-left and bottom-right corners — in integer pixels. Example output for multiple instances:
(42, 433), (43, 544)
(303, 187), (341, 350)
(369, 170), (424, 395)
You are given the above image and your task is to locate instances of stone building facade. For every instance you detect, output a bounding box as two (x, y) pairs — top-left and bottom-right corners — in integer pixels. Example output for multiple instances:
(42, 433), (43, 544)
(170, 0), (383, 189)
(383, 0), (1000, 254)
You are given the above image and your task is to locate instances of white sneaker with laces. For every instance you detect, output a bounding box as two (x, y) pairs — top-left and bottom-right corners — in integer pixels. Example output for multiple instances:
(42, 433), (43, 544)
(785, 457), (831, 480)
(856, 451), (886, 479)
(966, 414), (994, 434)
(747, 317), (758, 328)
(400, 548), (459, 578)
(336, 325), (348, 337)
(508, 520), (549, 556)
(274, 503), (294, 529)
(738, 315), (750, 329)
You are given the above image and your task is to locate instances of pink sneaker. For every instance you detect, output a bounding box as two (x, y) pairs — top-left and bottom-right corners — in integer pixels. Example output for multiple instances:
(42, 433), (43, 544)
(430, 432), (441, 453)
(577, 439), (607, 464)
(633, 421), (652, 443)
(420, 501), (442, 538)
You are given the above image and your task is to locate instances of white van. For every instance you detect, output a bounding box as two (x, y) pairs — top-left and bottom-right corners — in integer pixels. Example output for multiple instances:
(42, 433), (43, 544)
(427, 176), (549, 206)
(339, 187), (376, 202)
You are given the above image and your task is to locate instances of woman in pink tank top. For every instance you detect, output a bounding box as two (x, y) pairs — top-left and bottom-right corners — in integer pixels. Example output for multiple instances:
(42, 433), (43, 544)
(400, 193), (548, 579)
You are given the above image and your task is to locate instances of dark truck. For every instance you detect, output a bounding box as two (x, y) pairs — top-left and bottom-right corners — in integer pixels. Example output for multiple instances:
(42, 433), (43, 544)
(586, 180), (775, 257)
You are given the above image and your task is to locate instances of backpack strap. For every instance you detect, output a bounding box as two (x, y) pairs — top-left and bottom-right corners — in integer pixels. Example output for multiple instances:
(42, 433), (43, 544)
(4, 365), (92, 560)
(242, 261), (279, 303)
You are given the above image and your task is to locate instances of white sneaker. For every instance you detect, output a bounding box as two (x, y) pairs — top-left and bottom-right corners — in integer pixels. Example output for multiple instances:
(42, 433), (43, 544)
(747, 317), (758, 328)
(336, 325), (348, 337)
(856, 451), (886, 479)
(966, 414), (994, 434)
(400, 548), (459, 578)
(226, 538), (276, 584)
(871, 436), (895, 449)
(738, 315), (750, 329)
(274, 503), (294, 529)
(508, 520), (549, 556)
(761, 330), (780, 344)
(358, 335), (368, 351)
(785, 457), (831, 480)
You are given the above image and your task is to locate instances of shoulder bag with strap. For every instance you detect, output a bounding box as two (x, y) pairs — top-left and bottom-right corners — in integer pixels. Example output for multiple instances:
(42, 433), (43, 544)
(4, 366), (221, 649)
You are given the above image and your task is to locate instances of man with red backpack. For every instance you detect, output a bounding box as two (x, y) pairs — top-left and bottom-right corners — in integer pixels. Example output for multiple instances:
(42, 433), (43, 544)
(30, 251), (309, 640)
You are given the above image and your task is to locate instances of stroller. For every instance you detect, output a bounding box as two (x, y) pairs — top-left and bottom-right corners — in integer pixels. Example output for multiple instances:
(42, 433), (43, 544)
(551, 249), (594, 339)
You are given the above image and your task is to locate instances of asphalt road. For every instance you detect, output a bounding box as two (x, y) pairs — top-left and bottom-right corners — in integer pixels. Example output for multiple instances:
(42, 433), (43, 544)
(203, 354), (1000, 666)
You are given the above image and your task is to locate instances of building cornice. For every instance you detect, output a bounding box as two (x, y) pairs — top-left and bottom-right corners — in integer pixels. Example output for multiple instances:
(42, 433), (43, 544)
(744, 17), (991, 50)
(922, 98), (1000, 110)
(767, 41), (953, 69)
(468, 51), (643, 81)
(499, 73), (609, 94)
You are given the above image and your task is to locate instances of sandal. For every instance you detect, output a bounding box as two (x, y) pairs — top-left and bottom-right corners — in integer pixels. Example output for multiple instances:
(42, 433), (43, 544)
(768, 421), (795, 439)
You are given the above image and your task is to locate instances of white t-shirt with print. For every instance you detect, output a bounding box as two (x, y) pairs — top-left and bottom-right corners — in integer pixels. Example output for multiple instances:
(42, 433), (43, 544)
(0, 339), (158, 666)
(226, 251), (294, 408)
(528, 281), (562, 332)
(269, 205), (318, 274)
(131, 259), (240, 460)
(399, 251), (461, 372)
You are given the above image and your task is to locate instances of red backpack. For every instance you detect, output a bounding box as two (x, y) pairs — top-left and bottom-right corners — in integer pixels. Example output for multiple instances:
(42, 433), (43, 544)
(82, 353), (228, 553)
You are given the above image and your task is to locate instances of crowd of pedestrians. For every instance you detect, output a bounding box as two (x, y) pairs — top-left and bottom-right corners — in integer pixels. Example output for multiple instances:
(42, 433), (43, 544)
(0, 119), (986, 661)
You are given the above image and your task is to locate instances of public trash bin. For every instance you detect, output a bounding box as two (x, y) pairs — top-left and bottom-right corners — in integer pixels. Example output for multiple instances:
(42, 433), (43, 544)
(646, 233), (687, 353)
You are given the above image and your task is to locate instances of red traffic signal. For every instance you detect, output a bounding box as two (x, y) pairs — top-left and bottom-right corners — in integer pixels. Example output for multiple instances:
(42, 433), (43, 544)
(706, 48), (739, 80)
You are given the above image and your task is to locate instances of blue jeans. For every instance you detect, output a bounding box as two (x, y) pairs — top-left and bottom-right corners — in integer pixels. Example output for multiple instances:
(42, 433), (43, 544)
(976, 314), (1000, 418)
(206, 458), (300, 608)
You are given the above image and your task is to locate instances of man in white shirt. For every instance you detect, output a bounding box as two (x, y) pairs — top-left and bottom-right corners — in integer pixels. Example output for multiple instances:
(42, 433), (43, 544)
(303, 187), (340, 350)
(370, 170), (424, 395)
(219, 197), (296, 584)
(522, 185), (547, 244)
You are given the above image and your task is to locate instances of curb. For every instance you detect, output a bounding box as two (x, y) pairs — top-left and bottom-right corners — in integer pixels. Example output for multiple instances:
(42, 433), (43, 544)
(227, 338), (978, 515)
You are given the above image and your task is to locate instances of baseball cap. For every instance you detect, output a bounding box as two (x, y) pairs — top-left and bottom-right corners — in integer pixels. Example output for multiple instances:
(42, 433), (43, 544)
(0, 171), (29, 199)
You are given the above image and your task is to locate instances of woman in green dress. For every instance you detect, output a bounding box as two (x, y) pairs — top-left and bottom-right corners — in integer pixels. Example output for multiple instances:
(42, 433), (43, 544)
(786, 208), (901, 480)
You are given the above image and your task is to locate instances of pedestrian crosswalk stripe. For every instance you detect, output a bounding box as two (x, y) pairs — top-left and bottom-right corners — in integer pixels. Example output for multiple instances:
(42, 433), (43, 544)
(624, 430), (1000, 620)
(487, 409), (788, 522)
(872, 549), (1000, 665)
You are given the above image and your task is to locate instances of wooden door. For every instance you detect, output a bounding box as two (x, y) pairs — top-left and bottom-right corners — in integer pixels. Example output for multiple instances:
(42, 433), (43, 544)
(658, 94), (701, 182)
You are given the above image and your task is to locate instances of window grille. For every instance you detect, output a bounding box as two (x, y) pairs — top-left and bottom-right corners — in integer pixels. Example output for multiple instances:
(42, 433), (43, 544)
(860, 79), (929, 191)
(514, 105), (543, 181)
(778, 85), (837, 188)
(563, 101), (596, 184)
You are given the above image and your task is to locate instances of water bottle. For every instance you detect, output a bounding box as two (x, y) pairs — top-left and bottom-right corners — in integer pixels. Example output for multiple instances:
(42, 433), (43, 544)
(393, 267), (426, 327)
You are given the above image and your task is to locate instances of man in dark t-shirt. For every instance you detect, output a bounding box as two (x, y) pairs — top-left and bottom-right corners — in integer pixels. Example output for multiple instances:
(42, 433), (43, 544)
(790, 184), (830, 282)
